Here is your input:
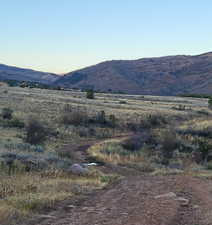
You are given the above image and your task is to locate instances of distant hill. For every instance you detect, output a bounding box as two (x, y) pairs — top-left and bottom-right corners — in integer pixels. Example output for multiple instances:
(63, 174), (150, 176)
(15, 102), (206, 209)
(0, 64), (59, 84)
(55, 52), (212, 96)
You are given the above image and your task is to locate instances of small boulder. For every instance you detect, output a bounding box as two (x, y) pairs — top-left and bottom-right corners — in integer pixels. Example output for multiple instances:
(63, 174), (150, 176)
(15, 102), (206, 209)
(176, 197), (189, 206)
(154, 192), (177, 199)
(193, 205), (200, 209)
(68, 164), (89, 176)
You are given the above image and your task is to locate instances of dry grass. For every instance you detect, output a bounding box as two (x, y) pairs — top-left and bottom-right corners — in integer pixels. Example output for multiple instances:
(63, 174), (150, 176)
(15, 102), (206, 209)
(0, 169), (110, 224)
(87, 137), (150, 167)
(0, 85), (211, 224)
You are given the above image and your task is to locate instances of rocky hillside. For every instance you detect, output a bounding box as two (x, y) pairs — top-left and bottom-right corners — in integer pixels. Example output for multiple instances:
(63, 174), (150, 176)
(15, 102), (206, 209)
(0, 64), (59, 84)
(55, 52), (212, 95)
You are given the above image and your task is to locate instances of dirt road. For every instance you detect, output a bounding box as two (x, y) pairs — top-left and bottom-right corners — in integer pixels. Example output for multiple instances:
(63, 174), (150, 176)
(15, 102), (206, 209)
(25, 174), (212, 225)
(22, 137), (212, 225)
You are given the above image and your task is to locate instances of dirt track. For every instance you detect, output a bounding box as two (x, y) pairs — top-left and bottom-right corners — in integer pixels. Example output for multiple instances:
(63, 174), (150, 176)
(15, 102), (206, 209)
(23, 138), (212, 225)
(25, 174), (212, 225)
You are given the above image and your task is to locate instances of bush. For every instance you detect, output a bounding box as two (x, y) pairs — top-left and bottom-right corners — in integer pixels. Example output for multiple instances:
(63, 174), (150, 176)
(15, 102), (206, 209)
(25, 118), (49, 145)
(108, 114), (116, 128)
(126, 114), (167, 132)
(195, 138), (212, 163)
(206, 161), (212, 170)
(0, 117), (25, 128)
(7, 118), (25, 128)
(101, 143), (130, 156)
(60, 105), (88, 126)
(95, 111), (106, 125)
(121, 136), (143, 152)
(209, 97), (212, 109)
(86, 89), (95, 99)
(160, 131), (179, 161)
(119, 100), (127, 104)
(141, 114), (167, 129)
(1, 108), (13, 120)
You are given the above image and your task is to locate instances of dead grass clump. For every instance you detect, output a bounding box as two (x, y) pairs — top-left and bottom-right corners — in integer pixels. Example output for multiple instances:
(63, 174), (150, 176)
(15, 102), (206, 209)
(125, 114), (168, 132)
(140, 114), (168, 129)
(0, 169), (110, 224)
(60, 105), (89, 126)
(88, 138), (145, 165)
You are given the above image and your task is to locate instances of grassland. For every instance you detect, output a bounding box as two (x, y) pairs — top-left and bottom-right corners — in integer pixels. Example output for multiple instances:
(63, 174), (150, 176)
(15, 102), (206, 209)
(0, 84), (212, 225)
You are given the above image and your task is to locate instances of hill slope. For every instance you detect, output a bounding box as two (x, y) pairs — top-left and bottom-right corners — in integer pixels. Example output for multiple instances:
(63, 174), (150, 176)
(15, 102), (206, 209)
(0, 64), (59, 84)
(56, 52), (212, 95)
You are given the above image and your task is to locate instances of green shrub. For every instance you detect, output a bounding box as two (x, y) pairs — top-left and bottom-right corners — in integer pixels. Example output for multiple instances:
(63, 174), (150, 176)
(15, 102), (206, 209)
(206, 161), (212, 170)
(119, 100), (127, 104)
(195, 138), (212, 163)
(8, 118), (25, 128)
(209, 97), (212, 109)
(0, 117), (25, 128)
(1, 108), (13, 120)
(142, 114), (167, 128)
(86, 89), (95, 99)
(25, 118), (49, 145)
(160, 131), (179, 160)
(127, 114), (167, 131)
(108, 114), (116, 128)
(95, 111), (106, 125)
(121, 136), (143, 152)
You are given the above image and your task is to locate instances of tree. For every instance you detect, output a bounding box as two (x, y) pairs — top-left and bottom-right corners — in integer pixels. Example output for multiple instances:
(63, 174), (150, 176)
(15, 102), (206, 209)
(209, 97), (212, 109)
(86, 89), (95, 99)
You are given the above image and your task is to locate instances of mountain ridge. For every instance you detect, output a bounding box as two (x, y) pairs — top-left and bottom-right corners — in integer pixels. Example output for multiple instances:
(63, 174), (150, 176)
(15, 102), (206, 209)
(1, 52), (212, 95)
(55, 52), (212, 95)
(0, 63), (59, 84)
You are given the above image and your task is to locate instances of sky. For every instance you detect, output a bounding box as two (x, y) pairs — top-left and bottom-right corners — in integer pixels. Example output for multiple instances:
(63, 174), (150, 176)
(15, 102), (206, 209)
(0, 0), (212, 74)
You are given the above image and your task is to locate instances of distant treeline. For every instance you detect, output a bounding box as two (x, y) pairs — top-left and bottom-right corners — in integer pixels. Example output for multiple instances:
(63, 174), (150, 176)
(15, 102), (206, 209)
(0, 79), (62, 90)
(1, 79), (128, 95)
(179, 94), (212, 99)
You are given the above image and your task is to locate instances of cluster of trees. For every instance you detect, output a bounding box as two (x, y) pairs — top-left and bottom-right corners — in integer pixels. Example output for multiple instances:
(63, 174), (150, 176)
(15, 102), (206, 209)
(180, 93), (212, 98)
(1, 79), (62, 90)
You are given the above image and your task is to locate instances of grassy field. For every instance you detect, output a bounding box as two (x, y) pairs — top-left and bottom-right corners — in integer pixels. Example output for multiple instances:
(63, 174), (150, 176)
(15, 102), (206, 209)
(0, 84), (212, 225)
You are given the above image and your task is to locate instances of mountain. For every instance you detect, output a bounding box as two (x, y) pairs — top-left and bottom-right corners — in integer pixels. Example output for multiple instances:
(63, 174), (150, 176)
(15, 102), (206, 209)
(55, 52), (212, 96)
(0, 64), (59, 84)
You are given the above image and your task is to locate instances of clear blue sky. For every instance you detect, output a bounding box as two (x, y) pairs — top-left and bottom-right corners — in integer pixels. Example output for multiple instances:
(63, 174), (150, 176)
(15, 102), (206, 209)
(0, 0), (212, 73)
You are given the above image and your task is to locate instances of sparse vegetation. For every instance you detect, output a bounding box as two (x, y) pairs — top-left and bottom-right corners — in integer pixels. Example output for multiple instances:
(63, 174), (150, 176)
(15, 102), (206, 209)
(0, 84), (212, 225)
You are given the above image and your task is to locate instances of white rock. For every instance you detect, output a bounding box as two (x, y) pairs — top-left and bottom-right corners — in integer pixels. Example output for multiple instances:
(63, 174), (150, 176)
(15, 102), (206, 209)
(176, 197), (189, 206)
(154, 192), (177, 199)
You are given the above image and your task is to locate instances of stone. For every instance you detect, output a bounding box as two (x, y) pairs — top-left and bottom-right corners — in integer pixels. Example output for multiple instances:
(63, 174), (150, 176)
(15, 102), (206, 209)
(193, 205), (200, 209)
(68, 163), (89, 175)
(176, 197), (189, 206)
(154, 192), (177, 199)
(39, 215), (56, 219)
